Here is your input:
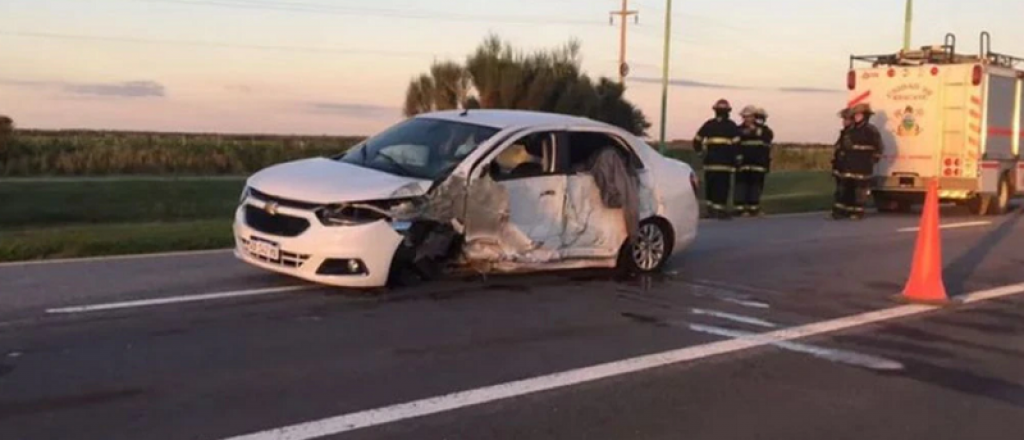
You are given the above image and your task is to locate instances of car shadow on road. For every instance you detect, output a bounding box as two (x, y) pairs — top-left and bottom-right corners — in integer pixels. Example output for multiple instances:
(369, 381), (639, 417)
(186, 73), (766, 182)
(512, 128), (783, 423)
(943, 204), (1023, 296)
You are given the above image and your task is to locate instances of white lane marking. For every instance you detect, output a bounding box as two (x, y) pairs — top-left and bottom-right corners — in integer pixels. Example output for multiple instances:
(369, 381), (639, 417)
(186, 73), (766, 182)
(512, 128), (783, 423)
(0, 248), (233, 268)
(45, 285), (313, 314)
(897, 221), (992, 233)
(689, 324), (903, 371)
(690, 308), (778, 328)
(719, 297), (771, 309)
(218, 281), (1024, 440)
(691, 278), (784, 297)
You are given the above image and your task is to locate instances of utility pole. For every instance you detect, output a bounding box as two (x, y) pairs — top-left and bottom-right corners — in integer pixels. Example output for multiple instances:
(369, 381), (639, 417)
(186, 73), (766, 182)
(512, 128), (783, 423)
(658, 0), (673, 154)
(610, 0), (639, 84)
(903, 0), (913, 52)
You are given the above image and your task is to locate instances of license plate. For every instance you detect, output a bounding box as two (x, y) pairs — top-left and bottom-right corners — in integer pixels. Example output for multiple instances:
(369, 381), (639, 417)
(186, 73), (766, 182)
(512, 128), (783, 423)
(247, 236), (280, 261)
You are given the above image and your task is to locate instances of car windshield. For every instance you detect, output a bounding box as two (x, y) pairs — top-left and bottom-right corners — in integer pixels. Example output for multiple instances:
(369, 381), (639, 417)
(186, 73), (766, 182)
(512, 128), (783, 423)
(339, 117), (500, 181)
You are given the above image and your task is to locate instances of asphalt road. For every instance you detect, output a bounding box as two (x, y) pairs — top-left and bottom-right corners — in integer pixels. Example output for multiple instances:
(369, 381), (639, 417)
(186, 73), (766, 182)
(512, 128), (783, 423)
(1, 206), (1023, 440)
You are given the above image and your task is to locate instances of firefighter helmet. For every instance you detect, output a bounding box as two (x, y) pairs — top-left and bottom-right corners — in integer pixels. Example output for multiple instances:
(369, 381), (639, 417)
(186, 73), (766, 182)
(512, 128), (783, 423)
(755, 107), (769, 119)
(740, 105), (758, 117)
(837, 108), (852, 118)
(851, 103), (874, 115)
(713, 99), (732, 111)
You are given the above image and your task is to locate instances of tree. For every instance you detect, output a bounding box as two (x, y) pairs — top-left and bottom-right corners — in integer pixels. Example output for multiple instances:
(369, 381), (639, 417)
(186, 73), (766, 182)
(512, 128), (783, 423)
(0, 115), (13, 159)
(402, 35), (650, 136)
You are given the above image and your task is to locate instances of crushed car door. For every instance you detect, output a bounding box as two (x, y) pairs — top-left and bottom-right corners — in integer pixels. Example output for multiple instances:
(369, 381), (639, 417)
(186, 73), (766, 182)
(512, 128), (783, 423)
(461, 130), (568, 263)
(490, 131), (566, 251)
(556, 130), (648, 260)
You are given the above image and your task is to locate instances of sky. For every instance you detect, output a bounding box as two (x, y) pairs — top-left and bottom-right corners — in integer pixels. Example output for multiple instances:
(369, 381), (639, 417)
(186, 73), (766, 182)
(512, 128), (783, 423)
(2, 0), (1023, 143)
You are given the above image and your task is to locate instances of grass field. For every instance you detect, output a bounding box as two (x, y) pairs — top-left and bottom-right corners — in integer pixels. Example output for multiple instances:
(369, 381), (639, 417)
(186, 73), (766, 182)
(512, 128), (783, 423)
(3, 129), (833, 176)
(0, 171), (834, 262)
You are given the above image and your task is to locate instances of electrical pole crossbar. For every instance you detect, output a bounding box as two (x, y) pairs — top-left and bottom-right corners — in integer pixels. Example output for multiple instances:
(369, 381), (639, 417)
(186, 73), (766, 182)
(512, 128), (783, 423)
(610, 0), (639, 84)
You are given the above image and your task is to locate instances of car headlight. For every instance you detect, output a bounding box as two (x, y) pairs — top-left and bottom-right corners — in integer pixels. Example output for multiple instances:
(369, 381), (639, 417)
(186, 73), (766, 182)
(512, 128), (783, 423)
(317, 203), (392, 227)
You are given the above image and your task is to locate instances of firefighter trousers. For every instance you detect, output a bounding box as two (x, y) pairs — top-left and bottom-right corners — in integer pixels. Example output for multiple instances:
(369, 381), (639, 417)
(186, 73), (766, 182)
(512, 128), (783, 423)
(734, 169), (767, 215)
(704, 169), (733, 215)
(833, 177), (870, 218)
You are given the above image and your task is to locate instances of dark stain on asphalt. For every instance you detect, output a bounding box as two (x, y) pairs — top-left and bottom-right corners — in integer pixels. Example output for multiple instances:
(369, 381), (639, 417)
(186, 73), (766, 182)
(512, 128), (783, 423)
(928, 317), (1022, 335)
(147, 328), (189, 338)
(0, 363), (14, 378)
(831, 335), (955, 360)
(620, 312), (669, 327)
(392, 324), (615, 356)
(0, 388), (148, 420)
(890, 360), (1024, 409)
(864, 281), (902, 292)
(882, 325), (1024, 359)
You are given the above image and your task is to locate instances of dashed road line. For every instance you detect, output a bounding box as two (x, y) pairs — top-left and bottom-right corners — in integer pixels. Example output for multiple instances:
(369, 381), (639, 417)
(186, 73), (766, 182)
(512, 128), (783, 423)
(897, 221), (992, 233)
(688, 324), (903, 371)
(217, 281), (1024, 440)
(690, 308), (778, 328)
(45, 285), (314, 314)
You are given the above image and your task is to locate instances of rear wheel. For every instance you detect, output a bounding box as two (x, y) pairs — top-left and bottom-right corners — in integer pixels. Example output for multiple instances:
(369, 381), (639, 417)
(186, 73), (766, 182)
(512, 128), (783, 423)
(967, 177), (1011, 216)
(619, 219), (673, 274)
(991, 177), (1011, 215)
(873, 192), (912, 213)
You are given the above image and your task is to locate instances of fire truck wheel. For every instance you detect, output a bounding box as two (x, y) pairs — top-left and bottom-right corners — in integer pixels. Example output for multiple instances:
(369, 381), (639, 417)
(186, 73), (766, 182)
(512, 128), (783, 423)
(990, 177), (1011, 215)
(967, 177), (1011, 216)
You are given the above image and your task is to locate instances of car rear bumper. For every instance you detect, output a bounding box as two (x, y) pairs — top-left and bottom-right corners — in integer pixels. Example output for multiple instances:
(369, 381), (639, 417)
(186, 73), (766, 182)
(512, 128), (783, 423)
(232, 201), (403, 288)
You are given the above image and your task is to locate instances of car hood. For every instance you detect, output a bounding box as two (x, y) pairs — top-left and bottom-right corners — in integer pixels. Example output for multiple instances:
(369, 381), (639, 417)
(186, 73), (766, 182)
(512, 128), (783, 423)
(246, 157), (432, 204)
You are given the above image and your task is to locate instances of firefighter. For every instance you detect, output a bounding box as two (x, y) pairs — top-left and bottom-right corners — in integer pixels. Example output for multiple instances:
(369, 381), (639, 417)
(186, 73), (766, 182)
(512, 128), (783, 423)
(694, 99), (741, 219)
(733, 106), (773, 217)
(832, 103), (883, 220)
(831, 108), (854, 214)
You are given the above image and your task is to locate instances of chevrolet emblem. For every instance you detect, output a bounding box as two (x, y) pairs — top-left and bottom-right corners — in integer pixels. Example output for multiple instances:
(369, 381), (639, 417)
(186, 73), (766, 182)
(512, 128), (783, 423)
(264, 202), (279, 216)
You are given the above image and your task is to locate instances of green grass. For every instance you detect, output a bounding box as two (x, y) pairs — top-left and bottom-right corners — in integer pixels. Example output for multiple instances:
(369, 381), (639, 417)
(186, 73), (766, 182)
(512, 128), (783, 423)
(0, 178), (245, 228)
(0, 220), (233, 262)
(0, 171), (835, 262)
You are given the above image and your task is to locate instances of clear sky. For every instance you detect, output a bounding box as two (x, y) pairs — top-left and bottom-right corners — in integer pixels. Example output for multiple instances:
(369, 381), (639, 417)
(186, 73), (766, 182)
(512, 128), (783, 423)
(2, 0), (1023, 143)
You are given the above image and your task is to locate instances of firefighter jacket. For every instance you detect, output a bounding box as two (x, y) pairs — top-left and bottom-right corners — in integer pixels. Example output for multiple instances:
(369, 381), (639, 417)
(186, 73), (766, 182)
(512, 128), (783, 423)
(838, 122), (883, 179)
(738, 124), (774, 172)
(694, 118), (740, 172)
(831, 128), (849, 177)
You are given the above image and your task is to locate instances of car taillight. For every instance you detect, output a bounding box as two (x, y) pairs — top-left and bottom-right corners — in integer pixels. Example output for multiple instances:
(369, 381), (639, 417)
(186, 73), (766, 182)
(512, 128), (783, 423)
(972, 64), (983, 86)
(847, 70), (856, 90)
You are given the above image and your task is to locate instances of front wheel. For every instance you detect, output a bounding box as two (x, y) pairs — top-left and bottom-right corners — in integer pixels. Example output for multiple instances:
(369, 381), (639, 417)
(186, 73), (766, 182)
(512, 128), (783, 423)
(619, 219), (673, 274)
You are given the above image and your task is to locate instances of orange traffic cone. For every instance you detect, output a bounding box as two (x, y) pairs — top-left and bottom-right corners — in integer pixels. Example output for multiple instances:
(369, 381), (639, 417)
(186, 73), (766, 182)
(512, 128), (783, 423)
(899, 179), (953, 305)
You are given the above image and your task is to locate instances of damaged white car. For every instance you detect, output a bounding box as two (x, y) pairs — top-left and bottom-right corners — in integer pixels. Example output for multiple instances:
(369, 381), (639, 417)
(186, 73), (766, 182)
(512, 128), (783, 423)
(233, 109), (699, 288)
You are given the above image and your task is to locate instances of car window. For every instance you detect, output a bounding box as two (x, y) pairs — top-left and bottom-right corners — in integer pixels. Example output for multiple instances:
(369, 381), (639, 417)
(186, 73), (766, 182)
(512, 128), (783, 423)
(488, 132), (557, 181)
(560, 131), (642, 173)
(339, 117), (500, 181)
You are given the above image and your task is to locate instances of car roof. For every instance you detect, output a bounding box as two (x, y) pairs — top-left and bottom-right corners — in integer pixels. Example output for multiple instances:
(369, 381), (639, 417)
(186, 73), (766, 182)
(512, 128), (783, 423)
(416, 109), (613, 131)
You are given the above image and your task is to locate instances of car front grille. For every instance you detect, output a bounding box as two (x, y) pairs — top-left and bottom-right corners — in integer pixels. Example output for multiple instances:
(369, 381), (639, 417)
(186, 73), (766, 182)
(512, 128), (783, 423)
(244, 205), (311, 237)
(238, 237), (311, 268)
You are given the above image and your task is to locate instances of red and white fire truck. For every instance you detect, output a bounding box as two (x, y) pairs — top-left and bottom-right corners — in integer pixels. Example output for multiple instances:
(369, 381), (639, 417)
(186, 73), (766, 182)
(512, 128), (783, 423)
(847, 32), (1023, 215)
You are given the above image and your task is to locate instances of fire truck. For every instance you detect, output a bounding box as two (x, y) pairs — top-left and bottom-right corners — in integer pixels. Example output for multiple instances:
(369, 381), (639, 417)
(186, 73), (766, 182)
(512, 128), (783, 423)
(847, 32), (1023, 215)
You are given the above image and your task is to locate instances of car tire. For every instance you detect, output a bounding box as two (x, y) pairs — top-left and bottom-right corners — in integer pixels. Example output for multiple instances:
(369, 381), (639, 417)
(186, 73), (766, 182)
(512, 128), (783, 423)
(618, 218), (674, 274)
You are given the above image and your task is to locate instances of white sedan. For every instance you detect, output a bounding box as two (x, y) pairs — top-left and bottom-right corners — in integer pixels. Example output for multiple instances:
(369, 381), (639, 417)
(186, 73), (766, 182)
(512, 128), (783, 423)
(233, 109), (700, 288)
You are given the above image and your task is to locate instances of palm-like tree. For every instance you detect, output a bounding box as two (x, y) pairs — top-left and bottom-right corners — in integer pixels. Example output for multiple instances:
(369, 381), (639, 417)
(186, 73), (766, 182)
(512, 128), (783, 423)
(403, 35), (650, 136)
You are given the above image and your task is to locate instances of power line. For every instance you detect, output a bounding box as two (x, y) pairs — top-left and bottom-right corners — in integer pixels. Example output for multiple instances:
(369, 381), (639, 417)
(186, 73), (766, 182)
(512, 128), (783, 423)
(0, 30), (447, 58)
(140, 0), (606, 27)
